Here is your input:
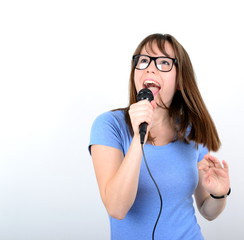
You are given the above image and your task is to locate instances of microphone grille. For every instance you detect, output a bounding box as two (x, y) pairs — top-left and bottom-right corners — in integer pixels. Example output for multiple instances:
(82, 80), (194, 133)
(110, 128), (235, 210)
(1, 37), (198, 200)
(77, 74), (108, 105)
(136, 88), (154, 102)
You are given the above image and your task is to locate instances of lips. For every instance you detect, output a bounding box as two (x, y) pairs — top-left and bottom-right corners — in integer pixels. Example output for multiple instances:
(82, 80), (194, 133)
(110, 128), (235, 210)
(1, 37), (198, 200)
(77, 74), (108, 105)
(143, 79), (161, 96)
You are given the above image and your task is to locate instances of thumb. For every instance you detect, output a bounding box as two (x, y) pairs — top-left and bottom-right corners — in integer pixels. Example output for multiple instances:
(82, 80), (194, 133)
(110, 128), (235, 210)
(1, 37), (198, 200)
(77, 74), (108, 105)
(151, 100), (157, 109)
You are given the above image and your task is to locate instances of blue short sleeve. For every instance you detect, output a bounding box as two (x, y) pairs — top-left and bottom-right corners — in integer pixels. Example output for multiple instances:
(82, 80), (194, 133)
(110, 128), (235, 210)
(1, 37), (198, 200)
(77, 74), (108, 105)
(186, 125), (209, 162)
(88, 111), (124, 155)
(197, 144), (209, 162)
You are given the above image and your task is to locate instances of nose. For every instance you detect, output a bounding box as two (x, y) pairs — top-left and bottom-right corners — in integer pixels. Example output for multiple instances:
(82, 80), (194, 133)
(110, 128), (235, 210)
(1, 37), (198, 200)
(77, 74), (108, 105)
(146, 60), (158, 74)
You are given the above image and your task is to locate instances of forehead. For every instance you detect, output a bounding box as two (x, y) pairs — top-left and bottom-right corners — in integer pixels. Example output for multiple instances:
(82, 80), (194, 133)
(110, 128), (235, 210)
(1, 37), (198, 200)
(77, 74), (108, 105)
(140, 40), (175, 58)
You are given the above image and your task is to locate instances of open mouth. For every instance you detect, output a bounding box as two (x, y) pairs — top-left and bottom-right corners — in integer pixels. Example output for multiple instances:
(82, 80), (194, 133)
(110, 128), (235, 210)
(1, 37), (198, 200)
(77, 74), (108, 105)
(143, 80), (161, 96)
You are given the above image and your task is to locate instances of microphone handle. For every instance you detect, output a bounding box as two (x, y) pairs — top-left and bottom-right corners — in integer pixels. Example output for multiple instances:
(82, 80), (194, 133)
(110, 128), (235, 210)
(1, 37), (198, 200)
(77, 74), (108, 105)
(139, 122), (147, 144)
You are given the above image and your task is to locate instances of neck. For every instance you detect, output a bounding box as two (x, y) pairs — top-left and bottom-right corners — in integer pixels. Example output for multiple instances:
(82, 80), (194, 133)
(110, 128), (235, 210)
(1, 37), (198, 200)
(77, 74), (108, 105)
(148, 106), (175, 146)
(151, 106), (172, 128)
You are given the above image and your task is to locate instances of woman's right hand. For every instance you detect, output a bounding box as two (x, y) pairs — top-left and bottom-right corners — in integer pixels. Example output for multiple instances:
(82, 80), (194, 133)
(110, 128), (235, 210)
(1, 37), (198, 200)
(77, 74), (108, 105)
(128, 99), (156, 139)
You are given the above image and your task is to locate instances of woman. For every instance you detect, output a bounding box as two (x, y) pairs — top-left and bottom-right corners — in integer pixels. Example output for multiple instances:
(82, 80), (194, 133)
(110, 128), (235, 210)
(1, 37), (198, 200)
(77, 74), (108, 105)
(89, 33), (230, 240)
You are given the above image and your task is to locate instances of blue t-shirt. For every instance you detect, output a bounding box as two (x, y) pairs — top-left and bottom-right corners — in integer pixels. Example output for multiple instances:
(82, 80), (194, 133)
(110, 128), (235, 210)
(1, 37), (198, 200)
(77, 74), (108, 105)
(89, 110), (208, 240)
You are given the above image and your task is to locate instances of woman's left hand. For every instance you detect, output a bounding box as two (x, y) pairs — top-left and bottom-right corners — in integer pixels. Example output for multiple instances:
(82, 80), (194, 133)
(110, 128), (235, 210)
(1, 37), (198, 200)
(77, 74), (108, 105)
(198, 154), (230, 196)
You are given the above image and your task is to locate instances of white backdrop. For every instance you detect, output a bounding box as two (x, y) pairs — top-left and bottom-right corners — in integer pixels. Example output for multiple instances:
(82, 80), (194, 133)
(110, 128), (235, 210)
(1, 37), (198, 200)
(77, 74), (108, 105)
(0, 0), (243, 239)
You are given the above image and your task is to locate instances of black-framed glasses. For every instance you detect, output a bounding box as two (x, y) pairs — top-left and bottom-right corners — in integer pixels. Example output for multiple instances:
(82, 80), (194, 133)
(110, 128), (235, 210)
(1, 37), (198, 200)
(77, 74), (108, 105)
(133, 54), (177, 72)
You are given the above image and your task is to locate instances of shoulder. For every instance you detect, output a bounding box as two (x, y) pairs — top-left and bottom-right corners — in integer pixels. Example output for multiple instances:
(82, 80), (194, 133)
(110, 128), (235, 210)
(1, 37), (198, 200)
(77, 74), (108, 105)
(196, 143), (209, 162)
(89, 109), (128, 155)
(184, 125), (209, 160)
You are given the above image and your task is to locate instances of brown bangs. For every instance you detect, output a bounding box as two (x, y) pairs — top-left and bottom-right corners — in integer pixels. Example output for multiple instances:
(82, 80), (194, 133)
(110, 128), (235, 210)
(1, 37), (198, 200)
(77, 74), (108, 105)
(133, 34), (172, 57)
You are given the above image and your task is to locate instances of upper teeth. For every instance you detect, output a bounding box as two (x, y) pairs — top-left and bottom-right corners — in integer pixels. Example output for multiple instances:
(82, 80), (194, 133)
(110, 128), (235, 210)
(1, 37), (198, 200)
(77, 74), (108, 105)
(144, 80), (161, 88)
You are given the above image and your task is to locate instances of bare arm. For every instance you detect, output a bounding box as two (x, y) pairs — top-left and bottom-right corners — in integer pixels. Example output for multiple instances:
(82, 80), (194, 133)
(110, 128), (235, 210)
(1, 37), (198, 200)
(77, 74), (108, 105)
(194, 176), (227, 221)
(91, 135), (142, 220)
(194, 154), (230, 221)
(91, 100), (155, 220)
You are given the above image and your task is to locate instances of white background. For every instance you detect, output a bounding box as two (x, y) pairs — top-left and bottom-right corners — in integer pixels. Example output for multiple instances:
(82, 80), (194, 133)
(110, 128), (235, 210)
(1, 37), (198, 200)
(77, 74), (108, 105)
(0, 0), (243, 239)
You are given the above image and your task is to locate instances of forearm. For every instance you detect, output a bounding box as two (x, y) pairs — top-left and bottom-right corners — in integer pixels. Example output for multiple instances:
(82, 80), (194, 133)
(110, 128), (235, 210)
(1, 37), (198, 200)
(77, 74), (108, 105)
(200, 195), (227, 221)
(104, 135), (143, 219)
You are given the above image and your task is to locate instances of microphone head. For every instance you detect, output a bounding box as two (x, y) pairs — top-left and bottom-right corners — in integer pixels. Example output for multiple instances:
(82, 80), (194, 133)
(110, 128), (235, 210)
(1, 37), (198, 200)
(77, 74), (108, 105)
(136, 88), (154, 102)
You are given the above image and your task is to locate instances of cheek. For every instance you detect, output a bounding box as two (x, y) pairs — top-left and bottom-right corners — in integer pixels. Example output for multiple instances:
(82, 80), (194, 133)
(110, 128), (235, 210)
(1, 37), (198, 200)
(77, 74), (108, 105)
(166, 71), (177, 91)
(160, 71), (177, 90)
(134, 71), (143, 91)
(169, 77), (177, 91)
(159, 75), (177, 103)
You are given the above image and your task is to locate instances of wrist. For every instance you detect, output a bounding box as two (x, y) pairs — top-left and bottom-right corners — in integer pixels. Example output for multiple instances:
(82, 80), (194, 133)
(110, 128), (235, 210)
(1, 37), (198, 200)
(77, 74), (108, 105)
(133, 131), (148, 145)
(210, 188), (231, 199)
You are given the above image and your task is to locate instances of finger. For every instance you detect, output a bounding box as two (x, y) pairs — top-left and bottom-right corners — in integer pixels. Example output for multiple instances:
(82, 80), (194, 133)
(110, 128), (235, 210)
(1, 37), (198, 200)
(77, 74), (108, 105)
(198, 161), (209, 170)
(203, 155), (214, 166)
(130, 100), (153, 111)
(198, 159), (209, 168)
(205, 155), (223, 168)
(129, 102), (154, 117)
(202, 157), (215, 168)
(222, 160), (229, 172)
(212, 168), (229, 178)
(198, 165), (208, 171)
(203, 153), (211, 159)
(150, 100), (157, 109)
(208, 155), (221, 163)
(198, 164), (211, 174)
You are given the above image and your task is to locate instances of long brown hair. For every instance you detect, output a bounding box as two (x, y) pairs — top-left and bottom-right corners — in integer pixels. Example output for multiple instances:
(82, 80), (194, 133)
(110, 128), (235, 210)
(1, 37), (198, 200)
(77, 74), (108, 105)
(117, 33), (220, 151)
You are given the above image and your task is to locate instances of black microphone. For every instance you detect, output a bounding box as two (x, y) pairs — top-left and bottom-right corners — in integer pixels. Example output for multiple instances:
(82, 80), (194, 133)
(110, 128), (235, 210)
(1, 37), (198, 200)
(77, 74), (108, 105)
(136, 88), (154, 144)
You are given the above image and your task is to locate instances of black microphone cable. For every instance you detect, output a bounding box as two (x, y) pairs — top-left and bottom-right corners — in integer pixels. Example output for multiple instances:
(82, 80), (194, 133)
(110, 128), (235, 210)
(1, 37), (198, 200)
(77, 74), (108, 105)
(136, 88), (163, 239)
(141, 143), (163, 240)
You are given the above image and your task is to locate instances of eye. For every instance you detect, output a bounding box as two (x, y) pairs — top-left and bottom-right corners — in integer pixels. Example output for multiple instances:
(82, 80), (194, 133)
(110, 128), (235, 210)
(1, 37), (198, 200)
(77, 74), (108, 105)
(159, 59), (170, 65)
(156, 57), (173, 71)
(136, 56), (150, 69)
(139, 57), (149, 63)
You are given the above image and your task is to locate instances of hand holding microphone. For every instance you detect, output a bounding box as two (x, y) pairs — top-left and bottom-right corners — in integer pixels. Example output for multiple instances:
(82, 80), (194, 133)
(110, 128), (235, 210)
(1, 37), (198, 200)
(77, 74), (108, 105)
(129, 88), (155, 144)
